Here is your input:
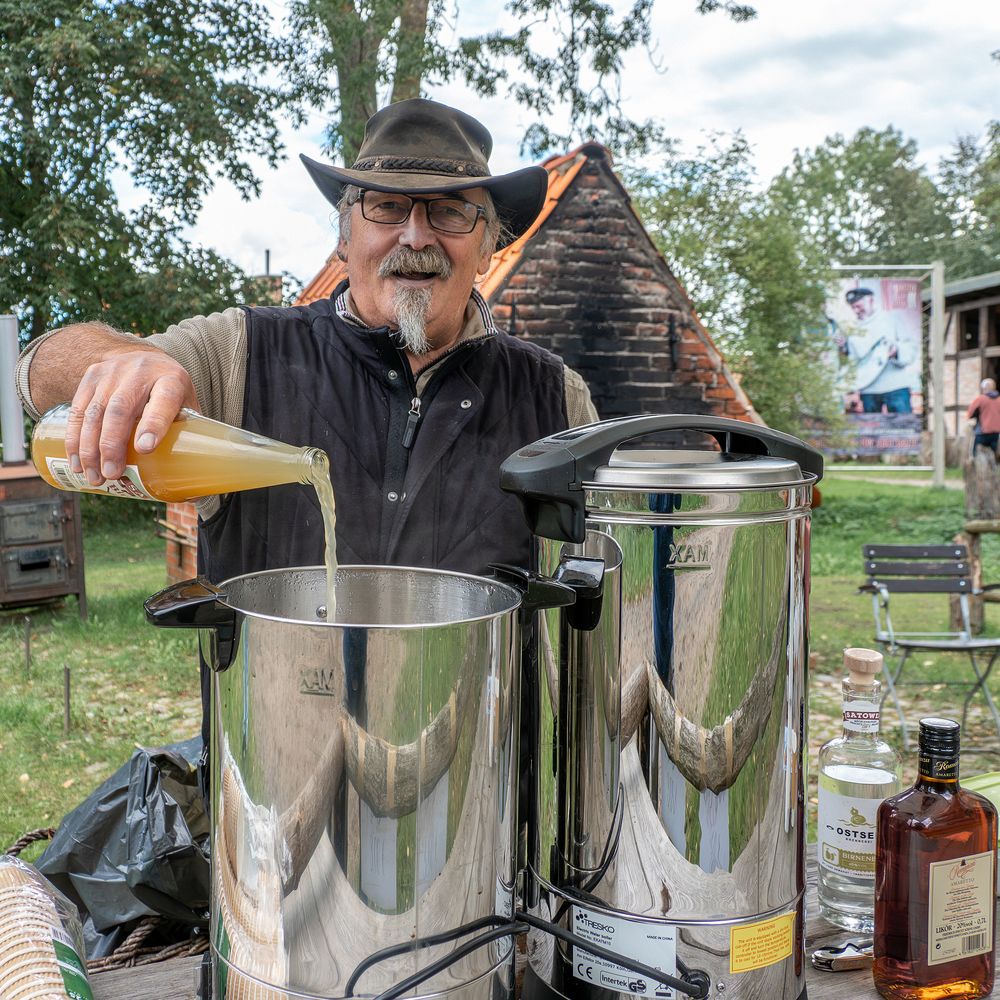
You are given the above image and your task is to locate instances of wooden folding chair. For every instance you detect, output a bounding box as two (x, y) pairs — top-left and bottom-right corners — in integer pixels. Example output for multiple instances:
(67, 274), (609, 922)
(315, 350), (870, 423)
(860, 543), (1000, 750)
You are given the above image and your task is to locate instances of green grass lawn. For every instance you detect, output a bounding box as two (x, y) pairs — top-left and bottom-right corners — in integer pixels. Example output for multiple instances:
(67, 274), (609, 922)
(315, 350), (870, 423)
(2, 474), (997, 857)
(826, 462), (964, 482)
(0, 496), (200, 856)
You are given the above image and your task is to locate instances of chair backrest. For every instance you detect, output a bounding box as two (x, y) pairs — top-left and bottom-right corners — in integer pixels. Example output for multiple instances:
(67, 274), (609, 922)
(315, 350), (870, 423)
(862, 544), (972, 594)
(862, 543), (972, 642)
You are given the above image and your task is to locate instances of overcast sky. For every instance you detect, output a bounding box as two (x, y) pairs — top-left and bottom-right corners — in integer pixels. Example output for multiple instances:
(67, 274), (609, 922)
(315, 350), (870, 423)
(161, 0), (1000, 288)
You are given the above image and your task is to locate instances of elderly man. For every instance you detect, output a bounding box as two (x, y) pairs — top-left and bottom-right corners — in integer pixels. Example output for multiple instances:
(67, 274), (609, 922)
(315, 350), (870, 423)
(16, 99), (596, 583)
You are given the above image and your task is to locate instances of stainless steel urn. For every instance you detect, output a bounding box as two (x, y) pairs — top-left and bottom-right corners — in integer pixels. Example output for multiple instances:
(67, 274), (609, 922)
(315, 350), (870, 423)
(500, 415), (824, 1000)
(145, 564), (578, 1000)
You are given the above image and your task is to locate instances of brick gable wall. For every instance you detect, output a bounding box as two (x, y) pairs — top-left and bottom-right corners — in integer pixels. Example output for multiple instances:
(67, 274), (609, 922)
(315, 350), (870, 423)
(487, 151), (757, 426)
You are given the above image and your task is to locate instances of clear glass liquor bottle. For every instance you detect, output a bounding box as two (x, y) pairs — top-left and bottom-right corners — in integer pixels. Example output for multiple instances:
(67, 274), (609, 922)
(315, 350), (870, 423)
(817, 647), (903, 931)
(874, 718), (997, 1000)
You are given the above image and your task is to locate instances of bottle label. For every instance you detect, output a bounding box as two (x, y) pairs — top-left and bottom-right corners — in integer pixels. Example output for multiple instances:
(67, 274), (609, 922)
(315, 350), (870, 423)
(843, 700), (881, 734)
(817, 780), (879, 877)
(46, 458), (156, 501)
(928, 849), (995, 965)
(919, 750), (960, 782)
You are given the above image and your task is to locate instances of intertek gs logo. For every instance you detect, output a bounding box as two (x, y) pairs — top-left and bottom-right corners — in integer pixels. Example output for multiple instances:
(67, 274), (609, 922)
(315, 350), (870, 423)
(664, 541), (711, 570)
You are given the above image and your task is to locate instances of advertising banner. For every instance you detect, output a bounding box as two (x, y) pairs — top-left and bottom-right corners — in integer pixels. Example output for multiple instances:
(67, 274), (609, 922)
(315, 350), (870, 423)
(824, 277), (923, 455)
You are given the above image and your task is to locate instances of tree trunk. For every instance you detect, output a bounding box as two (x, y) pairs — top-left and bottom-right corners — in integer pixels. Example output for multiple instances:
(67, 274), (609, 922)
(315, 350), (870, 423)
(390, 0), (430, 104)
(335, 48), (380, 163)
(310, 0), (388, 163)
(965, 445), (1000, 520)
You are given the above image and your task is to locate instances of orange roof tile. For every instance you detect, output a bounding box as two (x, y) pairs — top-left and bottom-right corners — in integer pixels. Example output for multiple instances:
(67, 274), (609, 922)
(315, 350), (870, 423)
(298, 249), (347, 305)
(476, 147), (591, 299)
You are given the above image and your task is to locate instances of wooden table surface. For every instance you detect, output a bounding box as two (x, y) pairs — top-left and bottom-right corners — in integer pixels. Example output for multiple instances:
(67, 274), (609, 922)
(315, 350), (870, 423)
(88, 850), (980, 999)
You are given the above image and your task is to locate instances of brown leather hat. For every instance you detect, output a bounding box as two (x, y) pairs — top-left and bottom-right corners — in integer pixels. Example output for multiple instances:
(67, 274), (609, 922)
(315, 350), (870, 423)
(300, 99), (548, 249)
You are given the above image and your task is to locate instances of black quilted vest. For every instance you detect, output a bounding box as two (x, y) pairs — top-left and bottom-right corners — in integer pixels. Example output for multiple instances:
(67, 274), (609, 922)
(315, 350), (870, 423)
(197, 285), (568, 583)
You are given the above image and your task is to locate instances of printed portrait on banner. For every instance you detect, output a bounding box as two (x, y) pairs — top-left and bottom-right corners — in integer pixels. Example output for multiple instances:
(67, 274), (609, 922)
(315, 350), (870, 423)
(824, 277), (924, 455)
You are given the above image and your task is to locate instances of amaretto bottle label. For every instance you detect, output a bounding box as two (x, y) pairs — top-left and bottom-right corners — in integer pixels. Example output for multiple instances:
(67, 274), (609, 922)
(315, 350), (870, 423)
(843, 700), (881, 734)
(928, 850), (994, 965)
(46, 457), (156, 500)
(817, 780), (879, 878)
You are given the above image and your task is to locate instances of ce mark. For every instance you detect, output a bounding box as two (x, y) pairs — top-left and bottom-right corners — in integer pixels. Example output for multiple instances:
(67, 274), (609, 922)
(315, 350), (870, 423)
(576, 963), (594, 981)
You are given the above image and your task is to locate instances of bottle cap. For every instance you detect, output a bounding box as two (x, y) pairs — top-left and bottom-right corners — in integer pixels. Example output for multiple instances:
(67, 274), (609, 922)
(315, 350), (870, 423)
(843, 647), (882, 687)
(919, 717), (960, 753)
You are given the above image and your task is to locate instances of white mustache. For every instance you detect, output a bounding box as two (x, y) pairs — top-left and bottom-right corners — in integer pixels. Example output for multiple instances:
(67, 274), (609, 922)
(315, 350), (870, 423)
(378, 246), (453, 279)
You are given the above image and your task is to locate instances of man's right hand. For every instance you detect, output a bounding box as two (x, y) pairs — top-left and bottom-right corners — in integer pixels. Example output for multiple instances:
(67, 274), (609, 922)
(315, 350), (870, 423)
(66, 350), (198, 487)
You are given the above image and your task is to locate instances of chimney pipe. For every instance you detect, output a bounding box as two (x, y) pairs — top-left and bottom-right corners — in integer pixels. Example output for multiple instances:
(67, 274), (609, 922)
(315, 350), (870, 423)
(0, 315), (26, 464)
(265, 249), (271, 276)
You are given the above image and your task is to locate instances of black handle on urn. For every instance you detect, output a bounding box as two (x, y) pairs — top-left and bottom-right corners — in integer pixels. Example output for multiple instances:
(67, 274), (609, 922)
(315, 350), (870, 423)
(500, 413), (824, 543)
(144, 577), (240, 672)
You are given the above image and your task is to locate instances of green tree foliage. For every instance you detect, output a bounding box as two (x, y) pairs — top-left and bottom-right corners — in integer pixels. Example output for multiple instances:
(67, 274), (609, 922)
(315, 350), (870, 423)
(771, 124), (999, 280)
(628, 134), (843, 435)
(937, 130), (1000, 279)
(289, 0), (756, 163)
(0, 0), (301, 341)
(769, 126), (952, 268)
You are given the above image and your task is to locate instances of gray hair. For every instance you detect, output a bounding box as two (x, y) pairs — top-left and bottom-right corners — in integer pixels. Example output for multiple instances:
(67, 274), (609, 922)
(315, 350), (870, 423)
(982, 378), (996, 393)
(337, 184), (509, 257)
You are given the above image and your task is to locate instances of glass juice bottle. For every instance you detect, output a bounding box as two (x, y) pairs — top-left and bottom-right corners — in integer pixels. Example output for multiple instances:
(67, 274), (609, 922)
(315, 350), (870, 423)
(31, 403), (324, 502)
(817, 647), (903, 931)
(874, 718), (998, 1000)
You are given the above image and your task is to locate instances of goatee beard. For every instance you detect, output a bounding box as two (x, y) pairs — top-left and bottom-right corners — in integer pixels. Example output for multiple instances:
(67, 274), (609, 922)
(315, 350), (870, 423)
(377, 245), (453, 356)
(393, 286), (433, 355)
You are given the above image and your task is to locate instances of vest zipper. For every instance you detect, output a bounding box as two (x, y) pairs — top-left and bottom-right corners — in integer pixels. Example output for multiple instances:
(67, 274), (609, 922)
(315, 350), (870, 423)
(401, 396), (422, 449)
(397, 340), (480, 453)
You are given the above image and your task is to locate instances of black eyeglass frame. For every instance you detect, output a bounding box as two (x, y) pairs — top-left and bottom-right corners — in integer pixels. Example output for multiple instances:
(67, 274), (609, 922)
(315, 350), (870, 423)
(357, 190), (487, 234)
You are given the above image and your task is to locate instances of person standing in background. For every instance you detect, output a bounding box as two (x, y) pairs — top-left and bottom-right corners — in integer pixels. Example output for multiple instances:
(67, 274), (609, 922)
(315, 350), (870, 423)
(966, 378), (1000, 456)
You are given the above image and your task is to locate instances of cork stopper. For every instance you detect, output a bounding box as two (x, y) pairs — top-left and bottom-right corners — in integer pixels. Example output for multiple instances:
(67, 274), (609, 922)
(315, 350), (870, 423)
(843, 647), (882, 687)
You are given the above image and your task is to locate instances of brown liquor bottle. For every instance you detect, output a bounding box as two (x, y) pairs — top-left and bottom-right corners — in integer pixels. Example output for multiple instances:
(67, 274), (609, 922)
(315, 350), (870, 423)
(874, 718), (998, 1000)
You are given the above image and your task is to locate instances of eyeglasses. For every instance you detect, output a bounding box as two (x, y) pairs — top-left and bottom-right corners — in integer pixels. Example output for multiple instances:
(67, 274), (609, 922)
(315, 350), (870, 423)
(359, 190), (486, 234)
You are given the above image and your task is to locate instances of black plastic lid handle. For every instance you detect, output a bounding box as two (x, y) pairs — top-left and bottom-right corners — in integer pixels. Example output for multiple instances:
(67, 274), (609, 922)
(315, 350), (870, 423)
(144, 577), (241, 671)
(499, 414), (824, 543)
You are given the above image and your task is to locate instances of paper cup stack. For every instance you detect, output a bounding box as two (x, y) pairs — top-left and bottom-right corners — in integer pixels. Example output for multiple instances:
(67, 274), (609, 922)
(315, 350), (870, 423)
(0, 860), (90, 1000)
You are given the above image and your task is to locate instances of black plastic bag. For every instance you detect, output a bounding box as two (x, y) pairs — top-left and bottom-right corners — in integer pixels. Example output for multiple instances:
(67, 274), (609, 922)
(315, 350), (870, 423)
(36, 737), (209, 958)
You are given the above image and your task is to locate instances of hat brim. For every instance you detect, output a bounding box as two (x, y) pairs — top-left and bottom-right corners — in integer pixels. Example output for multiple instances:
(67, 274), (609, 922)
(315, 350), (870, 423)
(300, 154), (547, 250)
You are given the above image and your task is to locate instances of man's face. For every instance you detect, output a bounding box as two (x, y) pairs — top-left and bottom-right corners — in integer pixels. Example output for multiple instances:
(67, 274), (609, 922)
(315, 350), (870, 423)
(850, 295), (875, 321)
(341, 187), (494, 353)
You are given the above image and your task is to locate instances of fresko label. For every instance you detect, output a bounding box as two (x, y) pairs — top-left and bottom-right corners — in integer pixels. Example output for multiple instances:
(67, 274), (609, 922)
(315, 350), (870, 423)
(571, 905), (677, 997)
(817, 779), (879, 877)
(843, 700), (881, 734)
(46, 457), (156, 500)
(928, 850), (994, 965)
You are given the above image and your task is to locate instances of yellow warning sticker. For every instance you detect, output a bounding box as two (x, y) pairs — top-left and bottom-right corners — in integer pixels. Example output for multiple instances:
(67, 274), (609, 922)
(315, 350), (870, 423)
(729, 912), (795, 974)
